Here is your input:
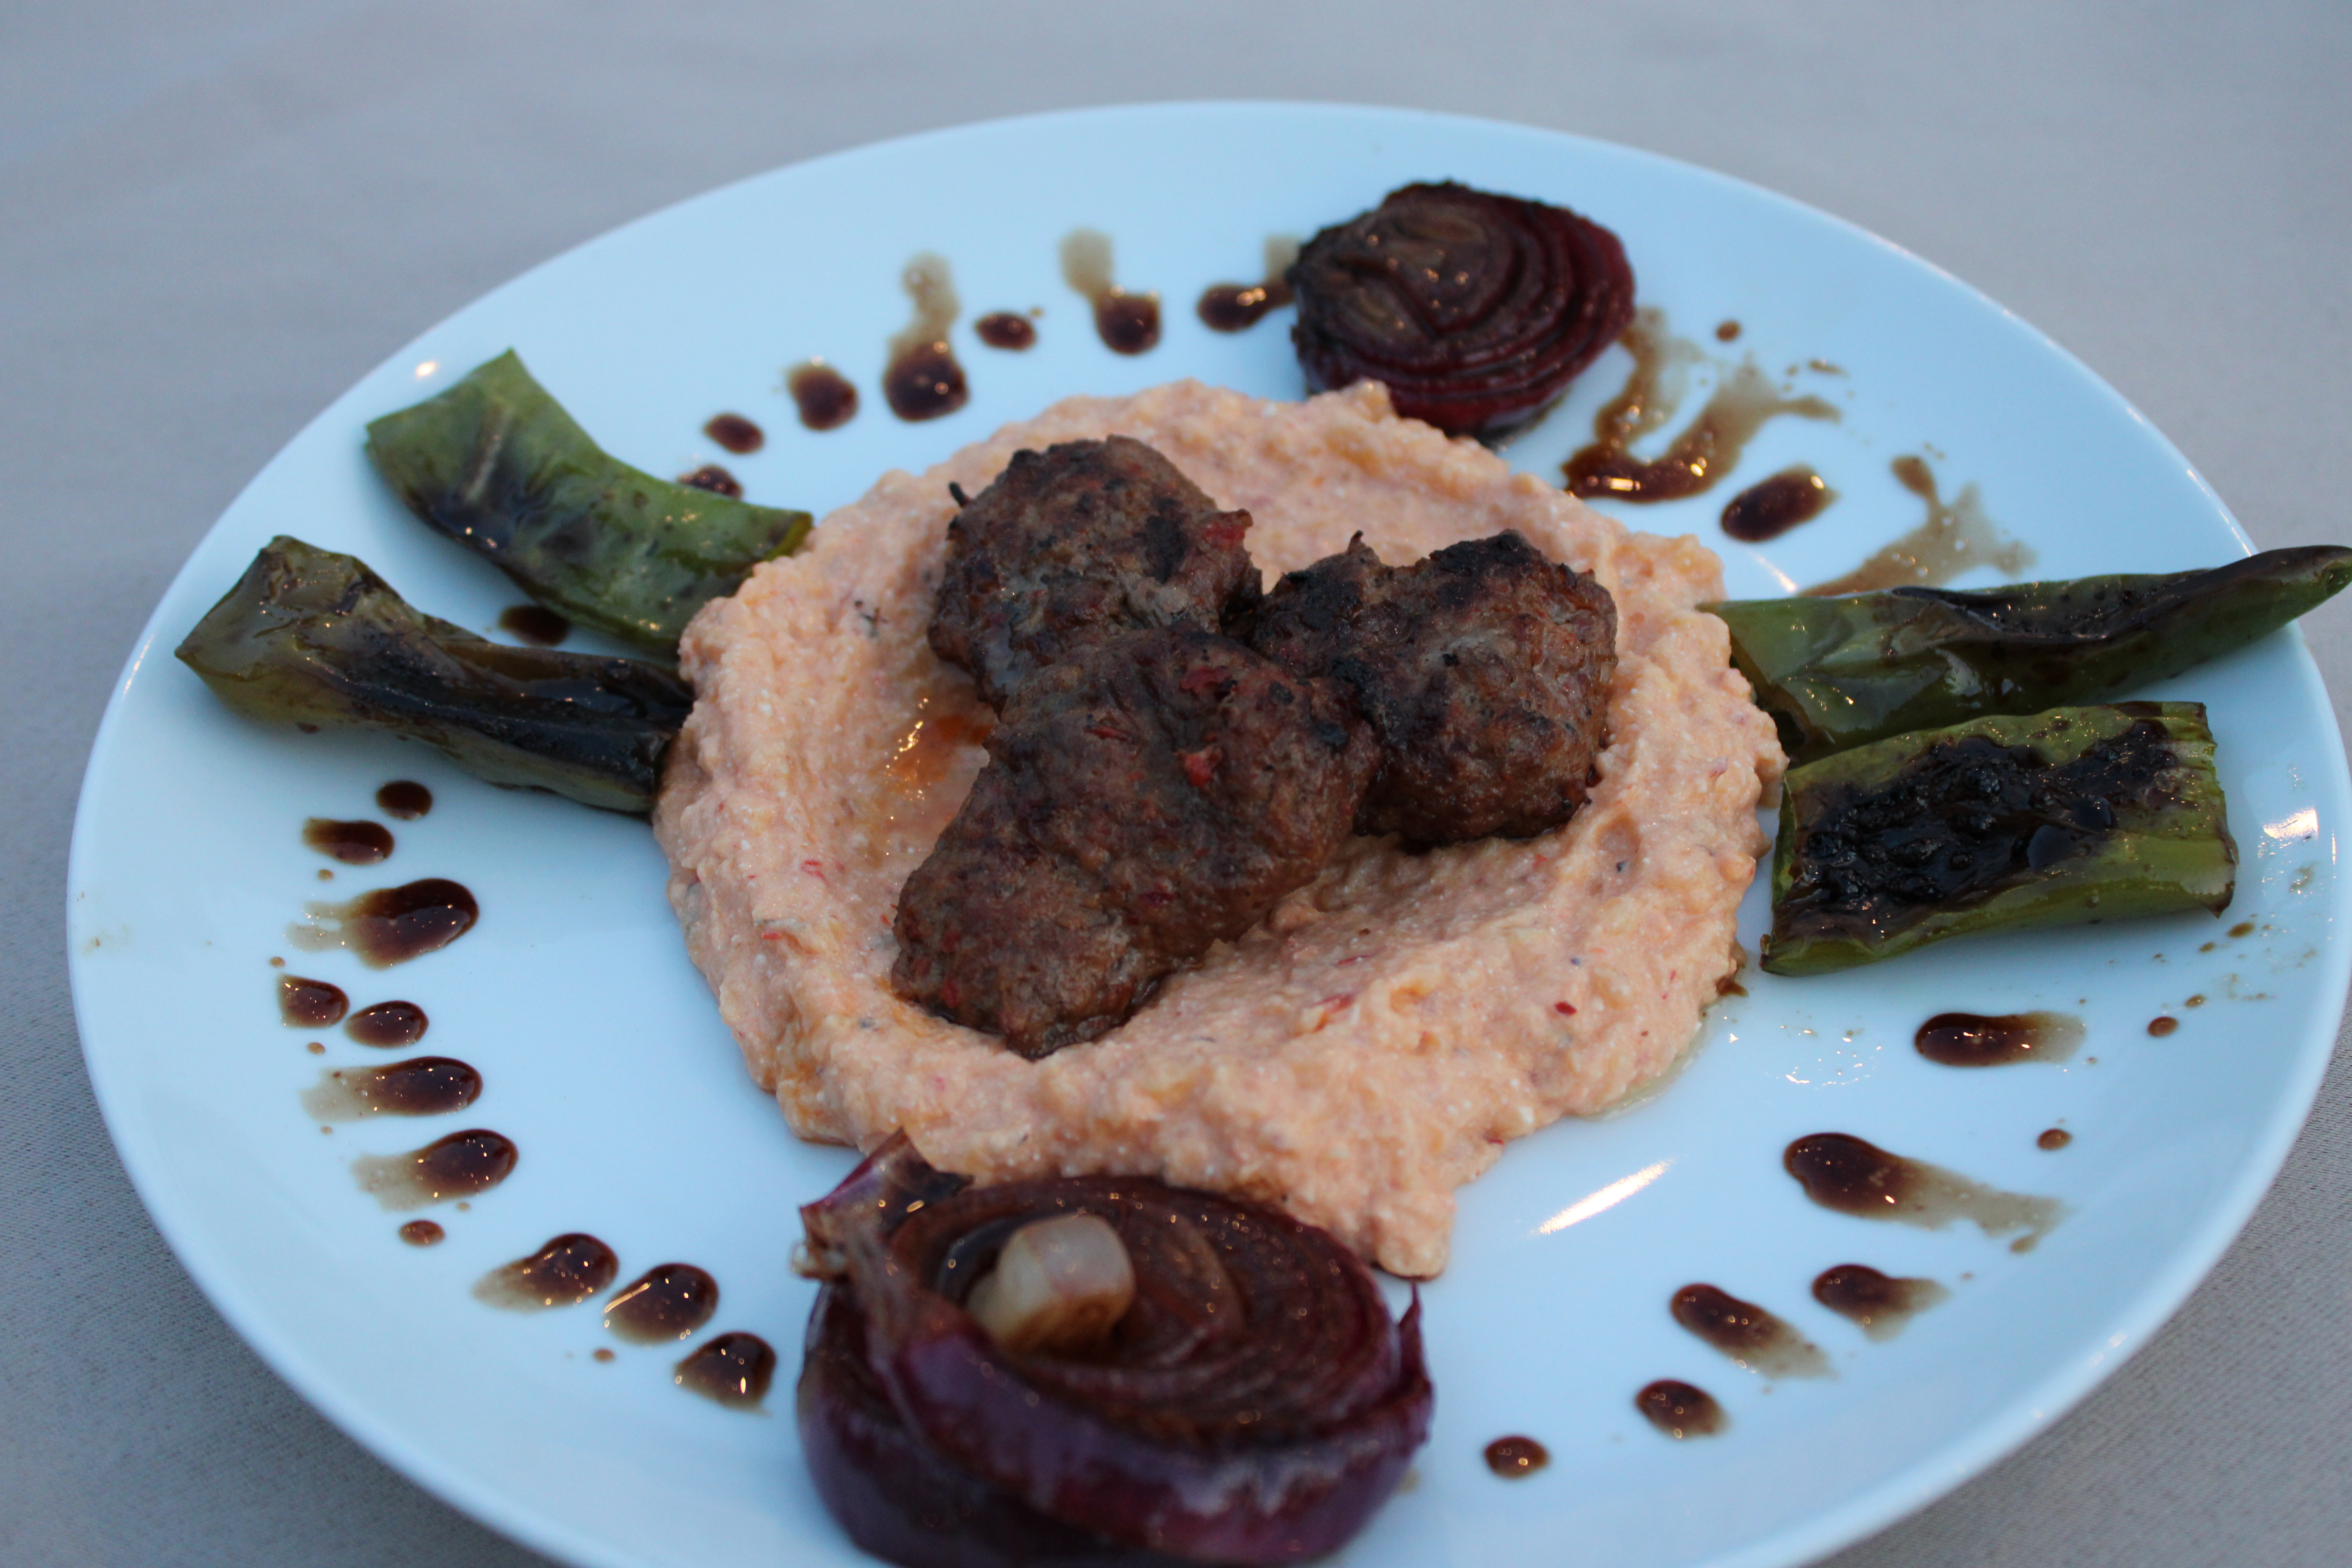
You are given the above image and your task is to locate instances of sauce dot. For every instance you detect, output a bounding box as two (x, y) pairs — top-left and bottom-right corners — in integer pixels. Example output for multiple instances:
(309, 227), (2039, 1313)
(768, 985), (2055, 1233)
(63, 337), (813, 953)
(677, 464), (742, 498)
(376, 780), (433, 820)
(345, 1000), (429, 1047)
(2148, 1015), (2179, 1036)
(2037, 1127), (2073, 1150)
(675, 1332), (779, 1410)
(1715, 319), (1742, 341)
(604, 1263), (720, 1343)
(497, 604), (570, 645)
(703, 413), (763, 454)
(975, 312), (1038, 350)
(787, 362), (859, 430)
(399, 1220), (445, 1246)
(1483, 1436), (1548, 1477)
(1635, 1379), (1727, 1439)
(278, 975), (348, 1027)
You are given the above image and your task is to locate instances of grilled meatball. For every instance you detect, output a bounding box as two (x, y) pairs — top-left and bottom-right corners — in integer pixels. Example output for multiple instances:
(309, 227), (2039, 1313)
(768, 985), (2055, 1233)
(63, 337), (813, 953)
(929, 437), (1262, 709)
(1249, 531), (1616, 844)
(893, 626), (1377, 1056)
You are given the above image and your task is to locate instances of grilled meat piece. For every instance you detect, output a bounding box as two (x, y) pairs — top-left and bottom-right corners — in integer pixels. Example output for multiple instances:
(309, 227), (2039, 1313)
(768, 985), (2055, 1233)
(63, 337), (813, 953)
(893, 626), (1377, 1056)
(1249, 531), (1616, 844)
(929, 437), (1262, 708)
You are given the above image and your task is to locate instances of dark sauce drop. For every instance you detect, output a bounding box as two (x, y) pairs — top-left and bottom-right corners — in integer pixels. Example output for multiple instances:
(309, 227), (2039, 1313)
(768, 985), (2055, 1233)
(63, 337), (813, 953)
(1720, 466), (1837, 543)
(886, 346), (967, 423)
(703, 413), (764, 454)
(2038, 1127), (2074, 1150)
(278, 974), (348, 1027)
(1811, 1263), (1949, 1341)
(1482, 1436), (1548, 1477)
(2148, 1015), (2180, 1036)
(788, 361), (859, 430)
(303, 1056), (479, 1121)
(352, 1128), (517, 1210)
(1715, 319), (1742, 342)
(399, 1220), (445, 1247)
(376, 780), (432, 820)
(593, 1348), (615, 1363)
(1198, 235), (1301, 333)
(678, 463), (742, 498)
(1784, 1132), (2063, 1251)
(1914, 1010), (2083, 1067)
(1564, 310), (1837, 502)
(604, 1263), (720, 1343)
(345, 999), (429, 1047)
(297, 878), (478, 967)
(1668, 1284), (1830, 1377)
(1635, 1379), (1726, 1439)
(1197, 279), (1294, 332)
(974, 312), (1037, 350)
(675, 1331), (778, 1409)
(1061, 228), (1160, 355)
(303, 817), (394, 865)
(474, 1233), (620, 1310)
(497, 604), (571, 645)
(884, 256), (968, 421)
(1095, 296), (1160, 355)
(2229, 920), (2256, 938)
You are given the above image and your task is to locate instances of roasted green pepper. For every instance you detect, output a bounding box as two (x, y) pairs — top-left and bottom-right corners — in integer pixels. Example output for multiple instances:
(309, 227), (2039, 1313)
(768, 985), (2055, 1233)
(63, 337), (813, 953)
(365, 351), (810, 654)
(1763, 702), (2235, 976)
(1709, 547), (2352, 763)
(176, 535), (694, 813)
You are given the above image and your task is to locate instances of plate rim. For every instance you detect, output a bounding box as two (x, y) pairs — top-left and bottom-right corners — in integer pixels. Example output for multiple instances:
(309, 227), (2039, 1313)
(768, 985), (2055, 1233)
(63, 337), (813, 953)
(64, 97), (2352, 1568)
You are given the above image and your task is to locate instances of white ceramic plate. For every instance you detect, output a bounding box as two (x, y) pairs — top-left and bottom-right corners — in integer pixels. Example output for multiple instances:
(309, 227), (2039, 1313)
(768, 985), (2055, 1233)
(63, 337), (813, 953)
(67, 103), (2350, 1568)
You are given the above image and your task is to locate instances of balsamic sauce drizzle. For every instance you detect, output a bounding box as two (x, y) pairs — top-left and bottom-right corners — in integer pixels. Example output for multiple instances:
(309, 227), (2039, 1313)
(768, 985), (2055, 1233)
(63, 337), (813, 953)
(1060, 229), (1160, 354)
(1483, 1436), (1548, 1477)
(1635, 1379), (1726, 1439)
(675, 1332), (778, 1409)
(302, 818), (394, 865)
(883, 255), (968, 421)
(293, 879), (479, 967)
(475, 1233), (621, 1310)
(376, 781), (432, 820)
(604, 1263), (720, 1343)
(352, 1128), (517, 1210)
(788, 361), (859, 430)
(345, 1000), (428, 1047)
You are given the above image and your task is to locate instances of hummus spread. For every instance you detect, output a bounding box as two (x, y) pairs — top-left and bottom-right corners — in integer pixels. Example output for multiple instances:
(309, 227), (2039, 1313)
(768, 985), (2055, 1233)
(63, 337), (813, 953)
(654, 379), (1782, 1276)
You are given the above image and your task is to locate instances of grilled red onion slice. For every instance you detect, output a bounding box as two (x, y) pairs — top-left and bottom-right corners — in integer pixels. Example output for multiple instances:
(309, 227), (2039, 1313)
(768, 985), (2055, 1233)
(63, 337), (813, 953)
(797, 1135), (1432, 1566)
(1287, 180), (1635, 438)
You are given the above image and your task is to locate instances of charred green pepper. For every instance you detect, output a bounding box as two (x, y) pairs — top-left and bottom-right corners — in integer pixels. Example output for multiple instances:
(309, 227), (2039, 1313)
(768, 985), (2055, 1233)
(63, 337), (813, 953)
(1763, 702), (2235, 976)
(365, 351), (810, 654)
(176, 535), (694, 813)
(1709, 547), (2352, 763)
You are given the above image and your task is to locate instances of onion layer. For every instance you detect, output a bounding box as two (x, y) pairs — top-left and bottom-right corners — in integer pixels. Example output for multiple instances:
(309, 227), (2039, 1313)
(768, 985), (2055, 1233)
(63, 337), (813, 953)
(797, 1134), (1432, 1566)
(1287, 181), (1636, 438)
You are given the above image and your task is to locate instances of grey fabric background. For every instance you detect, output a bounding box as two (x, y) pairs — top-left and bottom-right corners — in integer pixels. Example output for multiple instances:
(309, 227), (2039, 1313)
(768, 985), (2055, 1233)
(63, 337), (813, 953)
(5, 2), (2347, 1564)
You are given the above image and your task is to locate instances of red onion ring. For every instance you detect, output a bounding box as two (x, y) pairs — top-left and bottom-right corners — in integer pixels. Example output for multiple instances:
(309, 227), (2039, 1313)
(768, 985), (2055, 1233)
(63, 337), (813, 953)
(1287, 181), (1636, 438)
(797, 1135), (1432, 1565)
